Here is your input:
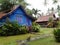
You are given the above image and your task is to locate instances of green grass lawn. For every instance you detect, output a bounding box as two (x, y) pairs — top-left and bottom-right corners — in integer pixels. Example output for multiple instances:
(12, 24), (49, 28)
(27, 28), (60, 45)
(28, 36), (60, 45)
(0, 28), (59, 45)
(40, 28), (54, 34)
(0, 34), (36, 45)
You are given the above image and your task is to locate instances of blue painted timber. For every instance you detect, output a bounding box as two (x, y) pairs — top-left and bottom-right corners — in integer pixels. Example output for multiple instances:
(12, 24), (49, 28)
(0, 6), (32, 26)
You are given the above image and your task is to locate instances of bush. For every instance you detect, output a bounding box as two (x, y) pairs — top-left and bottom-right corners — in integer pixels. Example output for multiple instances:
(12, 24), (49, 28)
(53, 28), (60, 42)
(0, 22), (18, 36)
(19, 26), (29, 34)
(0, 21), (28, 36)
(32, 22), (40, 32)
(0, 19), (40, 36)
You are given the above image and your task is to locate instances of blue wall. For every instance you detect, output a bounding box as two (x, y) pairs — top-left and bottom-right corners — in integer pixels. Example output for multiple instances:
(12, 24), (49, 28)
(0, 6), (32, 26)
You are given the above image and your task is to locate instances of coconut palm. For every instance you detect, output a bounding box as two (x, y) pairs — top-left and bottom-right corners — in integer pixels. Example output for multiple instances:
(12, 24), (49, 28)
(44, 0), (47, 6)
(57, 5), (60, 16)
(53, 0), (58, 4)
(32, 8), (41, 18)
(51, 7), (55, 13)
(57, 5), (60, 12)
(47, 8), (50, 14)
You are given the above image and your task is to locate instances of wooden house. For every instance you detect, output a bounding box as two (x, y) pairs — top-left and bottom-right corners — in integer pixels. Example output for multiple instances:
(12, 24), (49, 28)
(0, 5), (35, 27)
(35, 13), (58, 27)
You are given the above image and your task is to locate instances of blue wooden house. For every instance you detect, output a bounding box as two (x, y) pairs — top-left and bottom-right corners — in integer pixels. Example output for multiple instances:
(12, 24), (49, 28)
(0, 5), (35, 27)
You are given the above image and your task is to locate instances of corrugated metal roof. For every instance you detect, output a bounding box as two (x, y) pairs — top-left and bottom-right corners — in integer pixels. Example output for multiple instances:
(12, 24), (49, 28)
(36, 13), (57, 22)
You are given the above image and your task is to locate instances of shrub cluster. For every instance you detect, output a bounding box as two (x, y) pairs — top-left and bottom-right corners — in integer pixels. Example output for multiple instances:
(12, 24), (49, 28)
(0, 17), (40, 36)
(0, 22), (40, 36)
(53, 20), (60, 42)
(53, 28), (60, 42)
(0, 22), (28, 36)
(32, 22), (40, 32)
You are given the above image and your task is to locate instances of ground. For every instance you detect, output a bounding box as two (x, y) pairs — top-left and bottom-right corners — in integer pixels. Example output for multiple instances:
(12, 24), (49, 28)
(0, 28), (60, 45)
(28, 36), (60, 45)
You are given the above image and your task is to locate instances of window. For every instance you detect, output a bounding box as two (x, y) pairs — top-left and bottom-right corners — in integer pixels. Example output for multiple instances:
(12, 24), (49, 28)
(16, 15), (22, 22)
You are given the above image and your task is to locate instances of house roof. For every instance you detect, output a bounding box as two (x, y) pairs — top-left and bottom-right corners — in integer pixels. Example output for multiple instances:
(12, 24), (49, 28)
(0, 5), (36, 21)
(0, 5), (17, 19)
(35, 13), (57, 22)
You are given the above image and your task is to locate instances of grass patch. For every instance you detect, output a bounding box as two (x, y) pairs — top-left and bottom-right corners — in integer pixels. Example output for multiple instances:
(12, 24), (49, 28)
(28, 36), (60, 45)
(0, 34), (36, 45)
(39, 28), (54, 34)
(0, 28), (56, 45)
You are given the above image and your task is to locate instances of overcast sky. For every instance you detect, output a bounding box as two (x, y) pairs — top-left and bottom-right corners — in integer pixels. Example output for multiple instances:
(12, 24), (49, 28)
(25, 0), (60, 14)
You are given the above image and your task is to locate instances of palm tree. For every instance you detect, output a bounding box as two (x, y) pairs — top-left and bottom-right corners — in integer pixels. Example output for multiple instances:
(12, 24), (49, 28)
(44, 0), (47, 6)
(57, 5), (60, 12)
(47, 8), (50, 14)
(57, 5), (60, 16)
(51, 7), (54, 13)
(32, 8), (41, 18)
(53, 0), (58, 4)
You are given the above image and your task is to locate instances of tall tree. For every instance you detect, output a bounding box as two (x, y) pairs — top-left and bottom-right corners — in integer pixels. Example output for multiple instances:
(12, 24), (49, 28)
(47, 8), (50, 14)
(0, 0), (14, 12)
(0, 0), (29, 12)
(57, 5), (60, 12)
(44, 0), (47, 6)
(53, 0), (58, 4)
(25, 8), (33, 15)
(10, 0), (29, 8)
(20, 1), (29, 8)
(51, 7), (54, 13)
(57, 5), (60, 16)
(32, 8), (41, 18)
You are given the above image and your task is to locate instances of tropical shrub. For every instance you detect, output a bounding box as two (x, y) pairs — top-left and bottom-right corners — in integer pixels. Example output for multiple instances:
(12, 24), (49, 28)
(32, 22), (40, 32)
(0, 18), (40, 36)
(53, 20), (60, 42)
(0, 21), (28, 36)
(47, 17), (53, 28)
(53, 28), (60, 42)
(19, 26), (29, 34)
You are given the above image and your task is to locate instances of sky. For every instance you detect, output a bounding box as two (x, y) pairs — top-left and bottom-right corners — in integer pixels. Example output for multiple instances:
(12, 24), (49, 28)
(25, 0), (60, 14)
